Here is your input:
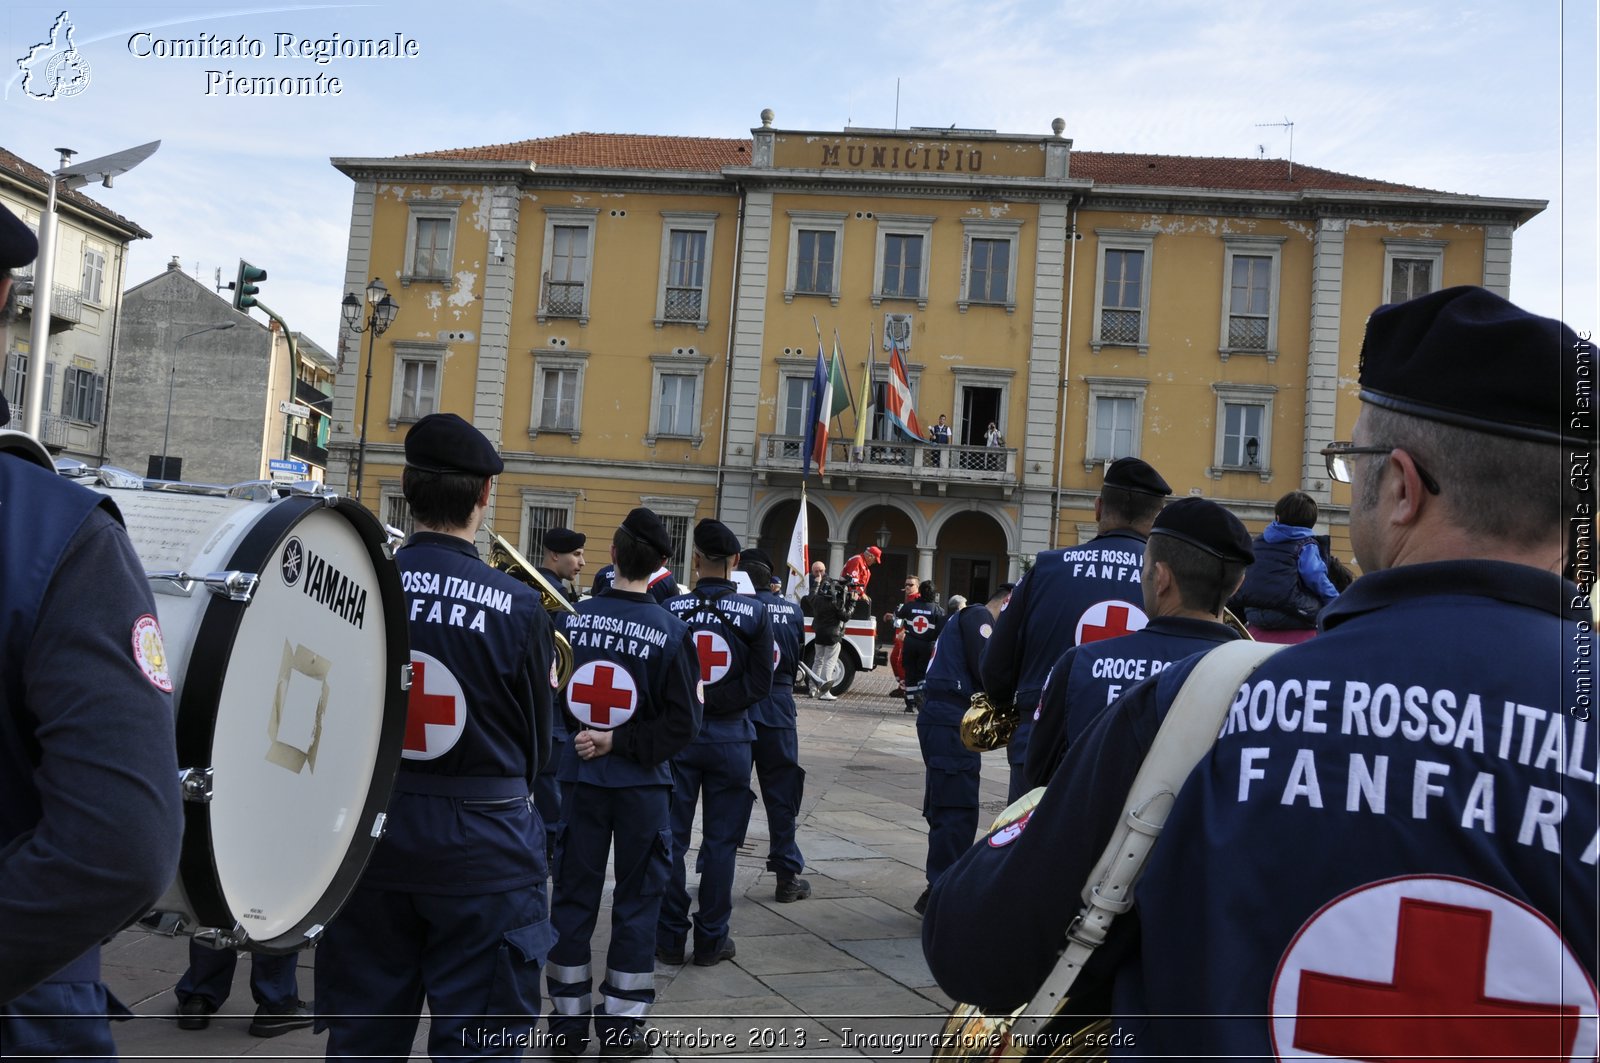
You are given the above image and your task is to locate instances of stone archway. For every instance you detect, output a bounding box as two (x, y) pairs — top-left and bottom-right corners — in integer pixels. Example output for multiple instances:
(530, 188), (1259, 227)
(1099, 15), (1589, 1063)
(755, 494), (833, 588)
(934, 509), (1010, 606)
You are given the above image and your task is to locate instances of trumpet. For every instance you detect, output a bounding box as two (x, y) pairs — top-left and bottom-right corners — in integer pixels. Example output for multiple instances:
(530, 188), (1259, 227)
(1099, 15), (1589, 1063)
(488, 533), (577, 689)
(960, 691), (1018, 753)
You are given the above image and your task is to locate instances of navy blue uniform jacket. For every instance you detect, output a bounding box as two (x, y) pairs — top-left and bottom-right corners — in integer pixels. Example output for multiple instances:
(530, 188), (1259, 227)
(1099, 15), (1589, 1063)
(926, 561), (1599, 1058)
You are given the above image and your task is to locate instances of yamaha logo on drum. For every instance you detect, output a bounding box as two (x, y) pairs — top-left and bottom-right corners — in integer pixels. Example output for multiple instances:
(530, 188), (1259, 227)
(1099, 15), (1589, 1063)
(295, 545), (368, 629)
(281, 538), (305, 586)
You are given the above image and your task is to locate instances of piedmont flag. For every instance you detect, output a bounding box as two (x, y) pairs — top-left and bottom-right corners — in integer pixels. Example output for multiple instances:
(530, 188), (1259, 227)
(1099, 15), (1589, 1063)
(884, 338), (923, 442)
(801, 340), (831, 476)
(785, 485), (810, 602)
(828, 338), (852, 419)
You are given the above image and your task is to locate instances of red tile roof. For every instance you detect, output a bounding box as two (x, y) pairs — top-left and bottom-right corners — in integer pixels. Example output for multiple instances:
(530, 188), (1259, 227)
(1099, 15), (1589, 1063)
(407, 132), (751, 171)
(0, 147), (151, 237)
(403, 133), (1446, 196)
(1069, 151), (1442, 196)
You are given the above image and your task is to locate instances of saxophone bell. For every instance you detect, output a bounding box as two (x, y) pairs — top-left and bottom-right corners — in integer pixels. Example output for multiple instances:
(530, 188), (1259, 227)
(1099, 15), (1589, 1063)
(488, 533), (577, 689)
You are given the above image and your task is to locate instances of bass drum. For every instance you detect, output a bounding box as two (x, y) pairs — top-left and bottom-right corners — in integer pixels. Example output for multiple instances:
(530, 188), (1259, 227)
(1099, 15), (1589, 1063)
(99, 485), (409, 954)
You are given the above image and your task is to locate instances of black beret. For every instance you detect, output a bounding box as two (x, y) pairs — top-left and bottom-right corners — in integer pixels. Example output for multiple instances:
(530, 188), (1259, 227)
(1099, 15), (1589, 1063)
(404, 413), (504, 475)
(0, 203), (37, 272)
(1359, 286), (1588, 446)
(620, 507), (673, 559)
(1103, 457), (1172, 497)
(543, 527), (585, 553)
(693, 518), (741, 560)
(1149, 497), (1254, 563)
(739, 547), (773, 572)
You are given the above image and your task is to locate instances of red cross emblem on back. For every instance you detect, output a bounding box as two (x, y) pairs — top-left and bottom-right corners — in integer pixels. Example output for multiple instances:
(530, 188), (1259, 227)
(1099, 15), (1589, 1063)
(1271, 875), (1598, 1062)
(1075, 600), (1148, 645)
(694, 631), (732, 684)
(402, 652), (468, 761)
(910, 615), (932, 635)
(567, 660), (638, 730)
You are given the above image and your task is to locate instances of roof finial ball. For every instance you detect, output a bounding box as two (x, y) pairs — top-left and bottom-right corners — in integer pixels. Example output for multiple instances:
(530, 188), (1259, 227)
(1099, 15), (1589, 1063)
(760, 108), (775, 129)
(1051, 117), (1066, 137)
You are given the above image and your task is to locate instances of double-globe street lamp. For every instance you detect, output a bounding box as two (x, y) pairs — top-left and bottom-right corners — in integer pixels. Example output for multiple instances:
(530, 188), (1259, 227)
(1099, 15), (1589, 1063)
(342, 277), (399, 500)
(158, 321), (236, 479)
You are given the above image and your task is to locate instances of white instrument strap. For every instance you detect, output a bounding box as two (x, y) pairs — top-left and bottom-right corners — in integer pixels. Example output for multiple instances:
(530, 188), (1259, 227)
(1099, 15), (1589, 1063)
(1010, 639), (1284, 1039)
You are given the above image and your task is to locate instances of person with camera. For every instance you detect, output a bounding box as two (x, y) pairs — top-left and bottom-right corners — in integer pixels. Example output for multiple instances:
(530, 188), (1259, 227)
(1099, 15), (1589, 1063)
(802, 580), (847, 701)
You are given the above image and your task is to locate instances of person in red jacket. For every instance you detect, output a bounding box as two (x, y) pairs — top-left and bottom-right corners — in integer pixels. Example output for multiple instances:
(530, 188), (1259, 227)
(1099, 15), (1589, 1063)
(840, 545), (881, 590)
(887, 576), (919, 697)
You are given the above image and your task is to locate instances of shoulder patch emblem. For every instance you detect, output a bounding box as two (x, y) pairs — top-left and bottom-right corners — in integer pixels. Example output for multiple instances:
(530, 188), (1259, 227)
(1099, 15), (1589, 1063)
(131, 614), (173, 692)
(979, 622), (993, 639)
(987, 807), (1034, 848)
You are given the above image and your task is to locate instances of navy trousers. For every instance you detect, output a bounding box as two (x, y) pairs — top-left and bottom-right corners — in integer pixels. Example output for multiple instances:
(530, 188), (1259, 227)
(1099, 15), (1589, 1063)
(315, 884), (552, 1060)
(659, 739), (754, 954)
(751, 722), (805, 878)
(532, 732), (571, 866)
(175, 941), (299, 1009)
(917, 713), (982, 887)
(1005, 696), (1041, 803)
(547, 784), (671, 1049)
(0, 979), (125, 1061)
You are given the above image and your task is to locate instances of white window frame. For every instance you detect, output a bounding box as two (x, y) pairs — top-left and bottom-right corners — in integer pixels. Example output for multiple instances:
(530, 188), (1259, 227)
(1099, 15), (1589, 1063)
(388, 341), (446, 427)
(654, 211), (718, 331)
(1382, 238), (1446, 304)
(519, 488), (579, 556)
(402, 201), (459, 285)
(378, 481), (415, 539)
(646, 352), (710, 446)
(1091, 230), (1155, 353)
(784, 210), (847, 305)
(1083, 376), (1149, 470)
(872, 214), (935, 309)
(1210, 382), (1278, 481)
(958, 218), (1023, 313)
(1218, 236), (1286, 362)
(640, 495), (698, 589)
(529, 348), (588, 440)
(80, 246), (106, 305)
(539, 207), (599, 325)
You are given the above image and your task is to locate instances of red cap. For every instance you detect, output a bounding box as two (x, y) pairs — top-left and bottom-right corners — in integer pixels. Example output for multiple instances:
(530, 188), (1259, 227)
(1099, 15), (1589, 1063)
(866, 546), (882, 560)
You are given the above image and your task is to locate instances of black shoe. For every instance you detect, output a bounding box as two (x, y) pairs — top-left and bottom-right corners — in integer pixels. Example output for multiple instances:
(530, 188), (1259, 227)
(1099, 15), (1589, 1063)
(655, 939), (686, 965)
(176, 996), (214, 1031)
(774, 876), (812, 903)
(914, 887), (931, 915)
(248, 1000), (313, 1038)
(548, 1031), (588, 1059)
(692, 938), (736, 966)
(601, 1031), (655, 1060)
(903, 702), (916, 713)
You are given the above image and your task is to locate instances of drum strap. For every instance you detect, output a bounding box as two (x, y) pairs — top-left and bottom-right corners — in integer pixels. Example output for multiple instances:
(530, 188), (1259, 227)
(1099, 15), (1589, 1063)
(392, 772), (529, 799)
(1010, 639), (1284, 1040)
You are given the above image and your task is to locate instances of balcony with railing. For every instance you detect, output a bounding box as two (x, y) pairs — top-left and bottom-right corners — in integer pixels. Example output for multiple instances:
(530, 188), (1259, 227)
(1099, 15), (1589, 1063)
(757, 434), (1017, 492)
(14, 278), (84, 330)
(541, 277), (586, 321)
(291, 435), (329, 469)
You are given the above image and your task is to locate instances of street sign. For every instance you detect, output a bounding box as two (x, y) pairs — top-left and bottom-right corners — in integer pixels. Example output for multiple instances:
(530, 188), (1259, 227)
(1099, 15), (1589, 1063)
(279, 400), (311, 418)
(269, 458), (309, 476)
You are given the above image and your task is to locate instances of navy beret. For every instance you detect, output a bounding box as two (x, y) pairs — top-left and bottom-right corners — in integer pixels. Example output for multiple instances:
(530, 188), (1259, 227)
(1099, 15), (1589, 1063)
(0, 203), (37, 272)
(1149, 497), (1254, 563)
(739, 546), (773, 572)
(620, 507), (673, 559)
(694, 518), (741, 560)
(543, 527), (585, 554)
(404, 413), (504, 475)
(1104, 456), (1172, 497)
(1359, 286), (1588, 446)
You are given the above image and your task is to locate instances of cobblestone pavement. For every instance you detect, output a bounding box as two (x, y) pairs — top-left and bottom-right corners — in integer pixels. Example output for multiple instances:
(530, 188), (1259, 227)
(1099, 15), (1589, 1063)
(101, 665), (1015, 1060)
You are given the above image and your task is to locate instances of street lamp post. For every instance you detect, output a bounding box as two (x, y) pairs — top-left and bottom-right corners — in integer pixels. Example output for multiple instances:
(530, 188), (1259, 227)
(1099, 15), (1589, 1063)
(21, 141), (159, 438)
(159, 322), (236, 479)
(342, 278), (398, 500)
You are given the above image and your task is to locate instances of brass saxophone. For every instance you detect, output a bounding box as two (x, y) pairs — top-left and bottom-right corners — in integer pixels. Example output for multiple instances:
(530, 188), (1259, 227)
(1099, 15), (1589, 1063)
(488, 533), (577, 689)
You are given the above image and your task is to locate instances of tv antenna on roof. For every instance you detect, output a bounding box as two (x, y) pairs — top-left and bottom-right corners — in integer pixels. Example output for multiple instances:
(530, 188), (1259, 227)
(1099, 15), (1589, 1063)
(1254, 116), (1292, 177)
(1253, 117), (1294, 179)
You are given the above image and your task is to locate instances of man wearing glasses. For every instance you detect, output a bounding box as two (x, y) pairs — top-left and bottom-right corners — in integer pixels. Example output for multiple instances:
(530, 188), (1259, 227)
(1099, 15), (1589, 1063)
(925, 287), (1597, 1057)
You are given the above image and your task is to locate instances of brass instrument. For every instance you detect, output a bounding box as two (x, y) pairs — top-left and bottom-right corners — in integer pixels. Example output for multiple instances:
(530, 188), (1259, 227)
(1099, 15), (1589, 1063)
(1222, 606), (1254, 641)
(488, 533), (576, 689)
(960, 691), (1018, 753)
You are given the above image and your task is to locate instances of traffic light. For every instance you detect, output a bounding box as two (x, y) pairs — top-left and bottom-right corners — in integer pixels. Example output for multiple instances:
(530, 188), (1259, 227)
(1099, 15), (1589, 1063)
(233, 260), (267, 311)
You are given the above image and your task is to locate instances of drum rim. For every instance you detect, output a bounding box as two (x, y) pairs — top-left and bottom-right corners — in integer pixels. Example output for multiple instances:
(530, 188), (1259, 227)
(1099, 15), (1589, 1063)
(175, 496), (409, 953)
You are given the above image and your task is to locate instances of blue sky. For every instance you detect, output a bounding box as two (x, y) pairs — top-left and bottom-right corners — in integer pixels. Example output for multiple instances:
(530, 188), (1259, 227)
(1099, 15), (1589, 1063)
(2, 0), (1594, 356)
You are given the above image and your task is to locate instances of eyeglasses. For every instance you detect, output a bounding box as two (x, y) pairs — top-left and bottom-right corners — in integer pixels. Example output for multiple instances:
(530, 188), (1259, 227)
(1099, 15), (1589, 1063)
(1320, 442), (1441, 495)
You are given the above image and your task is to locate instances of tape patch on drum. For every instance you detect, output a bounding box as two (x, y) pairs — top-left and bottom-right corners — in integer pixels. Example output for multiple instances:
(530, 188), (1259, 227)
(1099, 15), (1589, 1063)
(131, 613), (173, 692)
(267, 641), (331, 773)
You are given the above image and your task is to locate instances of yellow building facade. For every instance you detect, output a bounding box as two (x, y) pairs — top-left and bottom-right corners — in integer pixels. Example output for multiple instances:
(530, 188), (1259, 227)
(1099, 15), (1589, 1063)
(328, 111), (1541, 606)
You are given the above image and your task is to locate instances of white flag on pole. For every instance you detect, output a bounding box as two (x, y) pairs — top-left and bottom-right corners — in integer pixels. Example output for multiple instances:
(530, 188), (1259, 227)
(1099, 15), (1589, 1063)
(785, 487), (810, 602)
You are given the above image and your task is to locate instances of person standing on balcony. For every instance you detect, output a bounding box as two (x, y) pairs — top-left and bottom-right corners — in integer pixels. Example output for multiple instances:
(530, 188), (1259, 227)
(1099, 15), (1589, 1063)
(928, 414), (951, 467)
